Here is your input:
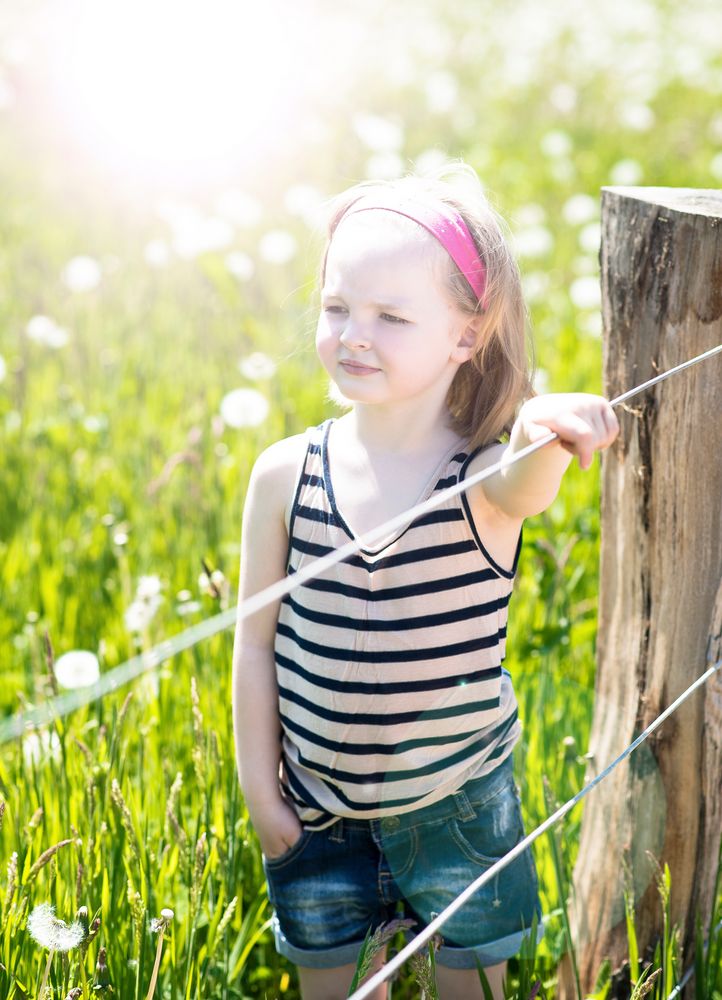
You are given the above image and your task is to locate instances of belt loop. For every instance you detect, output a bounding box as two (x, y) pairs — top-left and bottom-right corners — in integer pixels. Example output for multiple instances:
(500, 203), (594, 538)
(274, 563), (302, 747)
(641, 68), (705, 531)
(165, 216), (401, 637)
(452, 789), (476, 822)
(328, 817), (345, 843)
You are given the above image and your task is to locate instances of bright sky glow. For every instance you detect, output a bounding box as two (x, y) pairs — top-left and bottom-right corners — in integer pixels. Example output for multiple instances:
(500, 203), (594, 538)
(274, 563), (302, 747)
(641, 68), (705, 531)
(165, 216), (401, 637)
(43, 0), (313, 185)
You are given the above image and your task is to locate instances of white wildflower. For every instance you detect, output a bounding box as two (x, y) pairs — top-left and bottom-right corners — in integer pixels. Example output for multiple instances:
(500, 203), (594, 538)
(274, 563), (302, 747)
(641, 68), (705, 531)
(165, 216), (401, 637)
(414, 148), (449, 176)
(172, 215), (234, 259)
(239, 352), (276, 380)
(570, 276), (601, 310)
(353, 113), (403, 152)
(619, 103), (655, 131)
(579, 222), (602, 254)
(258, 230), (297, 265)
(562, 194), (598, 226)
(136, 575), (162, 600)
(22, 729), (61, 767)
(27, 903), (86, 952)
(513, 226), (553, 258)
(365, 152), (404, 180)
(513, 203), (546, 227)
(123, 594), (161, 635)
(549, 83), (577, 114)
(540, 129), (572, 158)
(177, 600), (201, 617)
(26, 316), (69, 349)
(61, 256), (102, 293)
(144, 239), (170, 268)
(283, 184), (325, 227)
(610, 159), (643, 185)
(225, 251), (255, 280)
(53, 650), (100, 690)
(220, 388), (269, 428)
(215, 190), (262, 227)
(425, 70), (458, 113)
(175, 589), (192, 602)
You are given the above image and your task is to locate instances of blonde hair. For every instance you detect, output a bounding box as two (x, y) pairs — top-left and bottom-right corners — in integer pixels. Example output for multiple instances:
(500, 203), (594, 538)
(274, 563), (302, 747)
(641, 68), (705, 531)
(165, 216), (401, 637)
(320, 162), (534, 450)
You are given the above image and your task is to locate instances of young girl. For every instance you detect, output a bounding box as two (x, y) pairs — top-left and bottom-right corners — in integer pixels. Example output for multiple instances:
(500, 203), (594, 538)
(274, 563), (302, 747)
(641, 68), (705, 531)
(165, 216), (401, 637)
(232, 163), (619, 1000)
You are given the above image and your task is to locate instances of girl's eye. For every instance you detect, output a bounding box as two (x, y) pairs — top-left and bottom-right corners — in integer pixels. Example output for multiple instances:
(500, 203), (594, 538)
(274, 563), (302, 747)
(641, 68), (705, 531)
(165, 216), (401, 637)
(381, 313), (407, 324)
(323, 305), (347, 315)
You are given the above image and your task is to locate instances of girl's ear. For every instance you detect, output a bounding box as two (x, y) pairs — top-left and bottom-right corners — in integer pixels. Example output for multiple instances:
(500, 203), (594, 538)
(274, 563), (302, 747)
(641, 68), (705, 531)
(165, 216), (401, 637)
(452, 315), (482, 363)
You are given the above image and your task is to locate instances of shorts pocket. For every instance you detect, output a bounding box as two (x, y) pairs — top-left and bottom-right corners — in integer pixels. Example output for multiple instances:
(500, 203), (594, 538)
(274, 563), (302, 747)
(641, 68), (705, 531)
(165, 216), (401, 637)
(263, 828), (313, 870)
(448, 781), (525, 867)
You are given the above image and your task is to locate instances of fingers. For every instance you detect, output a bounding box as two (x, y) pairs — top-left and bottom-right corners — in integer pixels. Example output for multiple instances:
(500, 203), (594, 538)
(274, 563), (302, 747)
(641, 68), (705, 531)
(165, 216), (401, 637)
(547, 402), (620, 471)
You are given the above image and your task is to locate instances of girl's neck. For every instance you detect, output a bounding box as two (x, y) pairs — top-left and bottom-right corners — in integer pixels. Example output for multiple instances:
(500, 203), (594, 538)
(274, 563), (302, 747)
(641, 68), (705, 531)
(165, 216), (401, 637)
(340, 398), (463, 456)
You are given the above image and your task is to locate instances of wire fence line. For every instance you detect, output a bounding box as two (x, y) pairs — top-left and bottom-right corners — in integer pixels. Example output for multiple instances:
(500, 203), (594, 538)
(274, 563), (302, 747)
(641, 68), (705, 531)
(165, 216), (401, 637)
(348, 656), (722, 1000)
(2, 343), (719, 748)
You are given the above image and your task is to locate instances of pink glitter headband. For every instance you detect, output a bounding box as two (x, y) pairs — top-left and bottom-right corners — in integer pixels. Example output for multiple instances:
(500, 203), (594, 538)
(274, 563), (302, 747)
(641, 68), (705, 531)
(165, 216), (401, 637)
(338, 192), (487, 309)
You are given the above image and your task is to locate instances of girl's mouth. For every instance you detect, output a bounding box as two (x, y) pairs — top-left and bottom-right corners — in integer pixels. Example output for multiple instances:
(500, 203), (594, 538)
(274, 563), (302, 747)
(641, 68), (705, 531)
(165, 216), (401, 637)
(338, 360), (380, 375)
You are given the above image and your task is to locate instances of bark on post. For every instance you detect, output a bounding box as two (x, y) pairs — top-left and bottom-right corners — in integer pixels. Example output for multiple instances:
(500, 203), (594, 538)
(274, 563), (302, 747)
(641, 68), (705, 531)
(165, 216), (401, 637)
(557, 188), (722, 998)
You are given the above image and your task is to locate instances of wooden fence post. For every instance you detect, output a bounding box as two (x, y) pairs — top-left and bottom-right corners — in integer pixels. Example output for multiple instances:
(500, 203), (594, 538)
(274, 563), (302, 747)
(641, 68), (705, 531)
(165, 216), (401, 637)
(557, 188), (722, 998)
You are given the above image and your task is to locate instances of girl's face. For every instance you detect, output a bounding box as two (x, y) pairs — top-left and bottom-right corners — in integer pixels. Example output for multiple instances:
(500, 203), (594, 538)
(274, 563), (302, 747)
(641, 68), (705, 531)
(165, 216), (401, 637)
(316, 213), (476, 410)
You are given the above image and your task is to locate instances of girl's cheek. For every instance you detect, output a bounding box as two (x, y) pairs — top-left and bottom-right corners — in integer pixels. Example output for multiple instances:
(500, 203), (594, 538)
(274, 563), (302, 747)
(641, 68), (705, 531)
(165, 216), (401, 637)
(315, 325), (336, 368)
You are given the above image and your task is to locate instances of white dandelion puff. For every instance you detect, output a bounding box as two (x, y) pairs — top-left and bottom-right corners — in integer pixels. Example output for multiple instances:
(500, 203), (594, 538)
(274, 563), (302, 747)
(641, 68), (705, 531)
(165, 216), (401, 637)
(562, 194), (598, 226)
(365, 152), (404, 181)
(239, 352), (276, 380)
(570, 276), (601, 310)
(610, 159), (643, 185)
(225, 251), (255, 280)
(220, 388), (269, 428)
(353, 113), (403, 152)
(61, 256), (102, 293)
(136, 575), (162, 600)
(144, 239), (171, 268)
(22, 729), (61, 767)
(513, 226), (553, 258)
(540, 129), (572, 158)
(54, 650), (100, 690)
(26, 315), (70, 349)
(27, 903), (86, 952)
(258, 230), (297, 265)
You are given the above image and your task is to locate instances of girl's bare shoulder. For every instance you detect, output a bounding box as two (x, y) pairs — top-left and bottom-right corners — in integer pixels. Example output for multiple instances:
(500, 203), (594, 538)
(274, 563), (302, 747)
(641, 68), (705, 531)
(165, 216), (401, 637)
(248, 433), (309, 526)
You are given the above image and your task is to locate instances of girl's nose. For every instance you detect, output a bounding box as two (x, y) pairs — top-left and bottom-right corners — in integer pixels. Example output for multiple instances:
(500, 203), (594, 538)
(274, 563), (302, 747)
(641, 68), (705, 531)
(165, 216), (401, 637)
(338, 318), (371, 351)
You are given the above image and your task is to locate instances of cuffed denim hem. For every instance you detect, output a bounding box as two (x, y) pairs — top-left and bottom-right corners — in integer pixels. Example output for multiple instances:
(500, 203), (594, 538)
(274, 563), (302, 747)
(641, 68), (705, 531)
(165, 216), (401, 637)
(432, 918), (545, 969)
(271, 914), (366, 969)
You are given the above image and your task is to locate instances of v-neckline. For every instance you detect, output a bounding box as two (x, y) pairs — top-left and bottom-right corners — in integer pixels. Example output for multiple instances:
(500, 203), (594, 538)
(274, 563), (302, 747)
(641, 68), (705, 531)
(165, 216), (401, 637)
(320, 418), (467, 557)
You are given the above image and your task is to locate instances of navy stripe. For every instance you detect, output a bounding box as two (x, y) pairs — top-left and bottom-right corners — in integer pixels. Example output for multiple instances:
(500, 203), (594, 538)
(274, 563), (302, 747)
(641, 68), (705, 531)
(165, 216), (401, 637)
(300, 473), (324, 488)
(295, 504), (337, 526)
(277, 621), (506, 663)
(288, 567), (501, 602)
(276, 650), (501, 694)
(278, 684), (500, 725)
(282, 592), (509, 633)
(281, 712), (505, 755)
(434, 475), (458, 490)
(299, 743), (510, 813)
(290, 536), (478, 570)
(297, 716), (517, 784)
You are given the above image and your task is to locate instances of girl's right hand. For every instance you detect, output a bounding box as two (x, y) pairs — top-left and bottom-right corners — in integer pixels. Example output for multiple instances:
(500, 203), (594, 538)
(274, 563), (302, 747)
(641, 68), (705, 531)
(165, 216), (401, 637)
(249, 795), (304, 860)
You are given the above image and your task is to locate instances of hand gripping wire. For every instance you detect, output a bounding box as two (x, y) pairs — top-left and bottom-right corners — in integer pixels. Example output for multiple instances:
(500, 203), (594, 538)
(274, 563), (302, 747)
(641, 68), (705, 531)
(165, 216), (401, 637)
(0, 344), (719, 746)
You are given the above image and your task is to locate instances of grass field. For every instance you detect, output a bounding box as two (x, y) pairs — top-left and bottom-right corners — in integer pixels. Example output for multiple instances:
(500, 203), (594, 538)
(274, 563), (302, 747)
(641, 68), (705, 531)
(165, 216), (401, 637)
(1, 0), (721, 995)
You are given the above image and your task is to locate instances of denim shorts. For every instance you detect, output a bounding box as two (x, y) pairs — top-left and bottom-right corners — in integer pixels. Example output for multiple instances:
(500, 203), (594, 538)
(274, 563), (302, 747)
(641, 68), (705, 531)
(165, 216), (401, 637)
(262, 754), (544, 970)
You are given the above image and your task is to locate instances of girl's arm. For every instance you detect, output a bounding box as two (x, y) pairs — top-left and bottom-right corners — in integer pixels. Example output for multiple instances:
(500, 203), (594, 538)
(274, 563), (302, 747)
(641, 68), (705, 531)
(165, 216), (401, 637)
(475, 393), (620, 520)
(231, 436), (305, 858)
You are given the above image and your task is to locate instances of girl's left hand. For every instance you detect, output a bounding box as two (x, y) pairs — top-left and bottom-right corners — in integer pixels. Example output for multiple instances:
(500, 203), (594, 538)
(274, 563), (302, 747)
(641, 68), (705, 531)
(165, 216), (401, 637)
(517, 393), (620, 470)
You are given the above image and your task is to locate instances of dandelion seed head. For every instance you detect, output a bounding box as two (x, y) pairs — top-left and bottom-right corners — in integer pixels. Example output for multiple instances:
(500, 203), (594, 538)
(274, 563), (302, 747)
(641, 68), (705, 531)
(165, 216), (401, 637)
(219, 387), (269, 428)
(54, 650), (100, 690)
(62, 256), (102, 293)
(27, 903), (87, 952)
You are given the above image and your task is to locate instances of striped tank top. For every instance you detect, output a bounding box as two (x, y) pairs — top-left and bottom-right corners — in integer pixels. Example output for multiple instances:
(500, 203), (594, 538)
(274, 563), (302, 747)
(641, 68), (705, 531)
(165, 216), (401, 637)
(275, 419), (522, 830)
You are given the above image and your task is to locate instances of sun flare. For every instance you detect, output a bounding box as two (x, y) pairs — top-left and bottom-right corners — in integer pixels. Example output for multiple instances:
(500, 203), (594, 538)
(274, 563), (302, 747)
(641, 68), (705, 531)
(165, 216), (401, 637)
(45, 0), (312, 184)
